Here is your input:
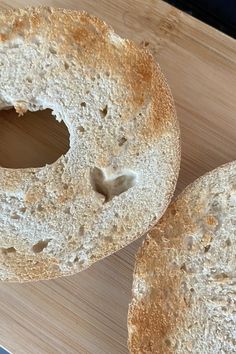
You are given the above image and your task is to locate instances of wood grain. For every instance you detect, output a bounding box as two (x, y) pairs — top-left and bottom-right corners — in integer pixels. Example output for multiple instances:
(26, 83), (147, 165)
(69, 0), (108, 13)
(0, 1), (236, 353)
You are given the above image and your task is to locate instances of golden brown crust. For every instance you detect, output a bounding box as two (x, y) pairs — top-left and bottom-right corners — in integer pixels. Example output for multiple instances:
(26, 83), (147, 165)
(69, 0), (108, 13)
(127, 211), (189, 353)
(1, 6), (177, 139)
(128, 196), (196, 353)
(128, 210), (191, 354)
(128, 161), (236, 353)
(0, 247), (61, 282)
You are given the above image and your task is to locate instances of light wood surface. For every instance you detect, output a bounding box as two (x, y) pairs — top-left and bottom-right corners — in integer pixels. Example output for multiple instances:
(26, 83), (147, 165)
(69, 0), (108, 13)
(1, 1), (236, 353)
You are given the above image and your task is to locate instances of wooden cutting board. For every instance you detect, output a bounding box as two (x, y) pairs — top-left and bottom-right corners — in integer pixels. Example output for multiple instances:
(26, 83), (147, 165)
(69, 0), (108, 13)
(0, 1), (236, 353)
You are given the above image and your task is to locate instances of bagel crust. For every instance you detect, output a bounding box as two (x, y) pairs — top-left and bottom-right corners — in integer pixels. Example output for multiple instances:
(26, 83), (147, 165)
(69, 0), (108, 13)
(0, 7), (180, 282)
(128, 161), (236, 354)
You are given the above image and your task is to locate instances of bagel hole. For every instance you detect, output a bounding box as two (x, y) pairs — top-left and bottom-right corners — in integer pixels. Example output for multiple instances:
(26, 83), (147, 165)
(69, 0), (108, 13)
(180, 263), (187, 272)
(37, 204), (44, 212)
(99, 105), (108, 118)
(26, 77), (33, 83)
(0, 107), (70, 168)
(49, 46), (57, 55)
(79, 225), (85, 236)
(64, 207), (71, 214)
(10, 212), (20, 220)
(19, 207), (27, 213)
(64, 62), (69, 70)
(165, 339), (172, 347)
(90, 167), (137, 202)
(204, 244), (211, 252)
(118, 137), (127, 146)
(78, 126), (85, 133)
(32, 239), (51, 253)
(1, 247), (16, 255)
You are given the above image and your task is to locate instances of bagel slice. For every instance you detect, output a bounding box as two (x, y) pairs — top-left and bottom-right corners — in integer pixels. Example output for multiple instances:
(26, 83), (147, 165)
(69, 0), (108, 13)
(128, 161), (236, 353)
(0, 7), (180, 281)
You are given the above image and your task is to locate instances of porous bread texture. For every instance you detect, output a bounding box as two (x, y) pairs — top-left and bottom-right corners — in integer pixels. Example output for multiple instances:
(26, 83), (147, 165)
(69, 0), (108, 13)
(128, 161), (236, 354)
(0, 7), (180, 282)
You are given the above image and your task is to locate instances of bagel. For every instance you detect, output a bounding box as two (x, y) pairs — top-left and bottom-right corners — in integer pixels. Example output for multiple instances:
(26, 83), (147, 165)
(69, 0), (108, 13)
(128, 161), (236, 354)
(0, 7), (180, 282)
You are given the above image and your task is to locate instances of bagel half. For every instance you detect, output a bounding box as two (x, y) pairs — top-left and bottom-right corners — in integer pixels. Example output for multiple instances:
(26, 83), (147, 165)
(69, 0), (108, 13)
(0, 7), (180, 282)
(128, 161), (236, 354)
